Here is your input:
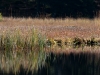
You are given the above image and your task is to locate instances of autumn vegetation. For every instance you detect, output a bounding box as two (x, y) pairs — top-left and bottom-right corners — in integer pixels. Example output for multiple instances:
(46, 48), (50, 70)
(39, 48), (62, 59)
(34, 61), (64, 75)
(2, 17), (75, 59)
(0, 0), (100, 74)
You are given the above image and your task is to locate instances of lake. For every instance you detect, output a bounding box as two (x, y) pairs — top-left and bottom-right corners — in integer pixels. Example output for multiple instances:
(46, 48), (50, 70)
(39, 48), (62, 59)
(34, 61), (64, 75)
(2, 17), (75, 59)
(0, 46), (100, 75)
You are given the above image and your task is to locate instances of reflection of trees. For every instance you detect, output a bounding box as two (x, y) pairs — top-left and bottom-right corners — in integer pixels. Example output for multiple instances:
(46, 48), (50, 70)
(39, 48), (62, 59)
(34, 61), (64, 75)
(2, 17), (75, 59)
(44, 53), (100, 75)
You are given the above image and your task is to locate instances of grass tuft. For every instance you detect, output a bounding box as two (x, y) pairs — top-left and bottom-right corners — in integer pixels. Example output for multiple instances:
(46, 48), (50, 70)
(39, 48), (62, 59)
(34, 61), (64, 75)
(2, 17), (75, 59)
(0, 29), (47, 74)
(0, 13), (2, 21)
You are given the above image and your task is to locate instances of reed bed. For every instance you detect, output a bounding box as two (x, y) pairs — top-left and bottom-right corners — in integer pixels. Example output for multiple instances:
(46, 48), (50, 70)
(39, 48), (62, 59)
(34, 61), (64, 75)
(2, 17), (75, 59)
(0, 17), (100, 39)
(46, 37), (100, 48)
(0, 17), (100, 74)
(0, 29), (47, 74)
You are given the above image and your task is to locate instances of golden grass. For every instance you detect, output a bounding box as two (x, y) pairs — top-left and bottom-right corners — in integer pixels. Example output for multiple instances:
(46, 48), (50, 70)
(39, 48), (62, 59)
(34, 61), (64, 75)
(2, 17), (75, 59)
(0, 17), (100, 39)
(0, 17), (100, 50)
(0, 17), (100, 74)
(0, 17), (96, 26)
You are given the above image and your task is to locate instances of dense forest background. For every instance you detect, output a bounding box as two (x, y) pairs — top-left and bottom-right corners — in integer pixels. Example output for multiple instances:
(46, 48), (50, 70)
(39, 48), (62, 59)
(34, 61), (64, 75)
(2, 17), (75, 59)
(0, 0), (99, 18)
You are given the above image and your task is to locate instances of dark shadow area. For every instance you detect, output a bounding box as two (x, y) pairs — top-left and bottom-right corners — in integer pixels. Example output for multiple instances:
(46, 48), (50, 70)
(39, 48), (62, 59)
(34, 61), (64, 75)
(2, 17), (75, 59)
(40, 52), (100, 75)
(0, 0), (99, 18)
(0, 52), (100, 75)
(0, 65), (36, 75)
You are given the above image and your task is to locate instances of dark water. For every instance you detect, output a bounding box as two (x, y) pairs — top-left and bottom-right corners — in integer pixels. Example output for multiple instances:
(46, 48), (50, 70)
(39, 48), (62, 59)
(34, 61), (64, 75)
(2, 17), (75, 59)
(1, 48), (100, 75)
(40, 52), (100, 75)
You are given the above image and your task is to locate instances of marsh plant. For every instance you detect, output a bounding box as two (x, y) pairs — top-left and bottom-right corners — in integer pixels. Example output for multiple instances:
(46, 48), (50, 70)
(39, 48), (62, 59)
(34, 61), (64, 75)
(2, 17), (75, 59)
(0, 29), (47, 74)
(45, 37), (100, 48)
(0, 13), (2, 21)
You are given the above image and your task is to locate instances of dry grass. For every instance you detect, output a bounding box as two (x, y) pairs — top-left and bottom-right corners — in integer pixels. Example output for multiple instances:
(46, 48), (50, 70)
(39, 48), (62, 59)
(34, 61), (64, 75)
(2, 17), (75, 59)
(0, 17), (100, 39)
(0, 17), (100, 73)
(0, 27), (47, 74)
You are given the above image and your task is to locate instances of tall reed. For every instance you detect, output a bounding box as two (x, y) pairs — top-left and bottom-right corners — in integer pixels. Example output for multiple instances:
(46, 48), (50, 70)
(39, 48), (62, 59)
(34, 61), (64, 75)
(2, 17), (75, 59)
(0, 13), (2, 21)
(0, 29), (47, 74)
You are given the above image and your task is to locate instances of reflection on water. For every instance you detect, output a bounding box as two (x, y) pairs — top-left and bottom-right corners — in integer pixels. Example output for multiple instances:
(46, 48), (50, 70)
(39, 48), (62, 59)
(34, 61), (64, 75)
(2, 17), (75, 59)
(0, 49), (47, 75)
(1, 46), (100, 75)
(40, 46), (100, 75)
